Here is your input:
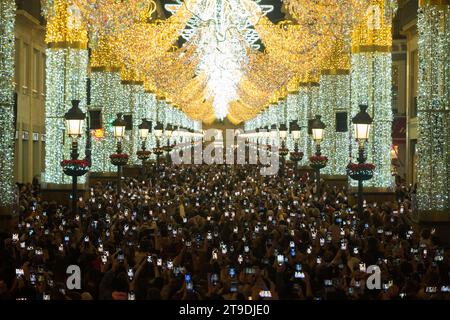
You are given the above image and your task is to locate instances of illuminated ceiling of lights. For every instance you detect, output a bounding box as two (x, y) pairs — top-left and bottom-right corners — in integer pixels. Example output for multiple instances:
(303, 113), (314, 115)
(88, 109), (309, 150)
(46, 0), (379, 124)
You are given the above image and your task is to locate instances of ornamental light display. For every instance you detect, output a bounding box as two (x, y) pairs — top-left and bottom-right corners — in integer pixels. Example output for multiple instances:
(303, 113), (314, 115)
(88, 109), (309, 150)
(350, 0), (397, 188)
(167, 0), (273, 120)
(0, 0), (16, 207)
(37, 0), (399, 184)
(48, 0), (375, 125)
(319, 40), (351, 175)
(416, 0), (450, 212)
(42, 0), (89, 184)
(89, 36), (122, 172)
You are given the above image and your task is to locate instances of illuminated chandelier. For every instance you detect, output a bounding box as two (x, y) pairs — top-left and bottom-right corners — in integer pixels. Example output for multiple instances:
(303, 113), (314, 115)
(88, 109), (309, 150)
(167, 0), (273, 120)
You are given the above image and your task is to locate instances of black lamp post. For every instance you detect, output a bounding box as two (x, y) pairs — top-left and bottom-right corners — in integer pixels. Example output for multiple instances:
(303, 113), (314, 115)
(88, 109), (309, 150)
(310, 115), (327, 194)
(137, 118), (151, 163)
(350, 105), (374, 215)
(278, 123), (289, 176)
(111, 113), (127, 195)
(164, 124), (174, 163)
(137, 119), (152, 178)
(63, 100), (86, 216)
(289, 121), (303, 170)
(153, 122), (164, 164)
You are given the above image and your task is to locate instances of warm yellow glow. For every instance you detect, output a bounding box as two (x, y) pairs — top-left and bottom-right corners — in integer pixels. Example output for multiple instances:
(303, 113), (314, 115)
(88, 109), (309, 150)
(45, 0), (88, 47)
(352, 0), (393, 53)
(45, 0), (380, 123)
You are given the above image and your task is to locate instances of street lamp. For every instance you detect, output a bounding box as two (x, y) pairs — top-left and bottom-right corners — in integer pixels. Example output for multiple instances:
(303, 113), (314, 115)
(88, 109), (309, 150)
(289, 121), (303, 170)
(309, 115), (327, 193)
(164, 124), (174, 163)
(137, 119), (152, 165)
(311, 115), (325, 144)
(278, 124), (289, 175)
(63, 100), (86, 216)
(270, 124), (278, 141)
(350, 104), (374, 215)
(278, 123), (288, 141)
(153, 122), (164, 164)
(111, 113), (127, 195)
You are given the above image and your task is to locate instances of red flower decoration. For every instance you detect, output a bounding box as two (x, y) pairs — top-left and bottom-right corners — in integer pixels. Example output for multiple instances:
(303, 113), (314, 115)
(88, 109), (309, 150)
(346, 163), (376, 171)
(110, 153), (129, 159)
(60, 159), (89, 167)
(309, 155), (328, 162)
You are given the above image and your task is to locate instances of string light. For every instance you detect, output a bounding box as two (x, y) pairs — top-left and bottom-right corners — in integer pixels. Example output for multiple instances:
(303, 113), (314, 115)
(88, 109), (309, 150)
(0, 0), (16, 206)
(350, 0), (396, 188)
(43, 0), (88, 184)
(416, 1), (450, 211)
(319, 41), (351, 175)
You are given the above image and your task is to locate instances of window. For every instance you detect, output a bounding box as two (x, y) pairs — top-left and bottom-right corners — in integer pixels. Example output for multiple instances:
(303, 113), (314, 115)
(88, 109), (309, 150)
(14, 38), (20, 88)
(22, 42), (30, 92)
(33, 48), (40, 94)
(41, 52), (46, 95)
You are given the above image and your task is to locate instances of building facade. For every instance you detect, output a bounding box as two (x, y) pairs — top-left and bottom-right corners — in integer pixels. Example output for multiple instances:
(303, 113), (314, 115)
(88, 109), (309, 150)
(13, 1), (46, 184)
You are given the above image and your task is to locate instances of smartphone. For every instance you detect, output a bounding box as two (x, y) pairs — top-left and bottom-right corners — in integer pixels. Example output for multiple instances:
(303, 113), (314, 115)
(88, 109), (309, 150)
(277, 255), (284, 265)
(43, 294), (50, 301)
(15, 269), (24, 279)
(211, 274), (219, 286)
(128, 291), (135, 300)
(259, 290), (272, 298)
(157, 258), (162, 267)
(359, 263), (366, 272)
(30, 273), (36, 285)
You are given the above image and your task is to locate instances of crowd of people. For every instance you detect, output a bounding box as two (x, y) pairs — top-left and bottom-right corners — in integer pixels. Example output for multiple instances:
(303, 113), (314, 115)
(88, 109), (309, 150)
(0, 163), (448, 300)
